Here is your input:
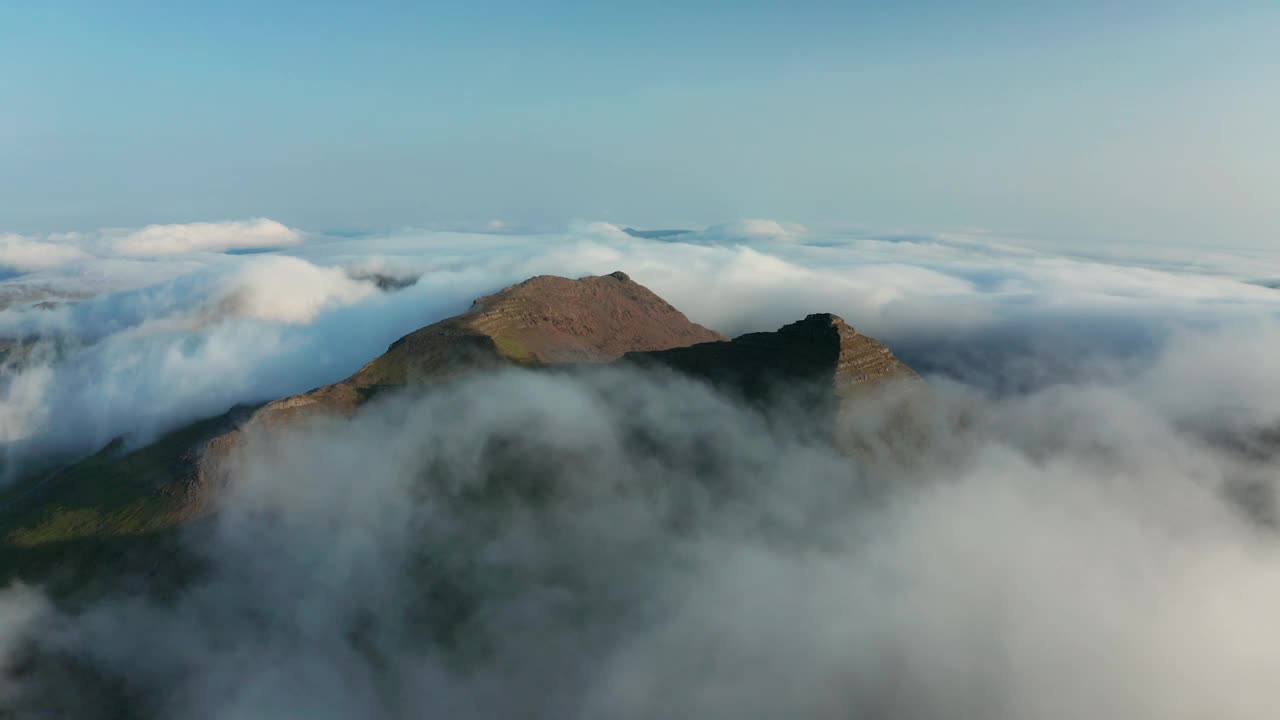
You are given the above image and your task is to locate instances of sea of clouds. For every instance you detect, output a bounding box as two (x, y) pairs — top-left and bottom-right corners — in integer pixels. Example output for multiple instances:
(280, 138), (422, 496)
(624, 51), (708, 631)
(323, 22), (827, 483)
(2, 217), (1280, 717)
(3, 216), (1279, 467)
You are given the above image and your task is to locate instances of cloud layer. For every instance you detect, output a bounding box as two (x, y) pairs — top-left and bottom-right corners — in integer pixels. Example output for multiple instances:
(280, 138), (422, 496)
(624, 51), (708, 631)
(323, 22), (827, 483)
(3, 356), (1280, 718)
(2, 217), (1279, 469)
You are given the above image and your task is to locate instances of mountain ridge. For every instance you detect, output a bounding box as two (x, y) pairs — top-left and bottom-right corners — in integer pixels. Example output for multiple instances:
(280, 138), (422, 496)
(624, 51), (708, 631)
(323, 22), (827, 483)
(0, 271), (918, 596)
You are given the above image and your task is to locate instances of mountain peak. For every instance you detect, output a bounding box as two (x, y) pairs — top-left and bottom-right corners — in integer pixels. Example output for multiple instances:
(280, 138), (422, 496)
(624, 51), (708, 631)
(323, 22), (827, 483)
(366, 271), (725, 382)
(244, 273), (726, 423)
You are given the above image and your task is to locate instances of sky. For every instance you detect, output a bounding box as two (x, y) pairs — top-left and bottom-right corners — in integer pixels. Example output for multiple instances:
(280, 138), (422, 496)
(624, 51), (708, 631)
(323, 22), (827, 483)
(2, 1), (1277, 246)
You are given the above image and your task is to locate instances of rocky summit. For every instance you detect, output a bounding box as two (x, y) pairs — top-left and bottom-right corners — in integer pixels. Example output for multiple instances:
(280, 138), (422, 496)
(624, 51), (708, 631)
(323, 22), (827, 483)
(248, 271), (726, 425)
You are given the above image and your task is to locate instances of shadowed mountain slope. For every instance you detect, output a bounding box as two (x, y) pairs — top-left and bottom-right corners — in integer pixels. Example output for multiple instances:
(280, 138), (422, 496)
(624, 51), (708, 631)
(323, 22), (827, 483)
(626, 313), (918, 435)
(627, 313), (915, 395)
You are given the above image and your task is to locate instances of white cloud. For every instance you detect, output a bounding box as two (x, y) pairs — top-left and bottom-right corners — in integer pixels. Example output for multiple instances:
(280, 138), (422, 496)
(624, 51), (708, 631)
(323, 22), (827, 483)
(0, 363), (53, 443)
(0, 218), (307, 276)
(0, 233), (89, 271)
(0, 583), (50, 701)
(111, 218), (303, 257)
(0, 255), (408, 457)
(693, 218), (807, 241)
(212, 256), (376, 324)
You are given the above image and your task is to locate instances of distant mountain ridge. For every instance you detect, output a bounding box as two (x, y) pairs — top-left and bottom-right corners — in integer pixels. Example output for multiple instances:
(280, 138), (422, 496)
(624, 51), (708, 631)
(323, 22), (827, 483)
(621, 227), (693, 240)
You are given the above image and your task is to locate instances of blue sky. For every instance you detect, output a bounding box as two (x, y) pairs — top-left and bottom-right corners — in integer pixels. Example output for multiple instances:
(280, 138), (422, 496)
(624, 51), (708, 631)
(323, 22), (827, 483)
(2, 1), (1277, 246)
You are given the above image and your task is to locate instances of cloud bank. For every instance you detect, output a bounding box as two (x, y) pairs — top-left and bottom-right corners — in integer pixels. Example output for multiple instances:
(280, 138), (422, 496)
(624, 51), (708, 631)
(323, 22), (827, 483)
(0, 219), (305, 285)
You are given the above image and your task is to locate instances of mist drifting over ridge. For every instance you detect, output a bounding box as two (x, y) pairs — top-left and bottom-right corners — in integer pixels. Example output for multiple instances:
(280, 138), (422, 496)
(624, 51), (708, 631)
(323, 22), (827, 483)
(2, 217), (1280, 717)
